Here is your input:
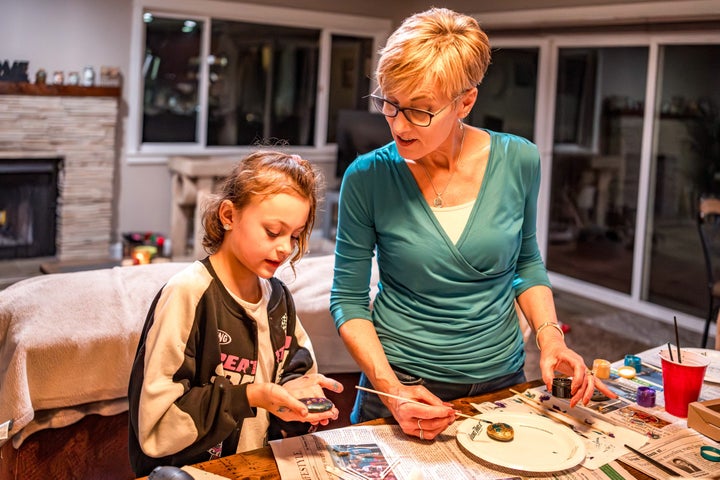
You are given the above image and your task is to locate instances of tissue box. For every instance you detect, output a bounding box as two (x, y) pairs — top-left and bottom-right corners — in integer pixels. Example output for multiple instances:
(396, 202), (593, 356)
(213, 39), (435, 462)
(688, 399), (720, 441)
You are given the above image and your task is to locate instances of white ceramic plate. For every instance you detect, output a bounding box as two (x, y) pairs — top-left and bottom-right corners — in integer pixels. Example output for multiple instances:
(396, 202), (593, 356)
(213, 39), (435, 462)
(684, 348), (720, 383)
(456, 412), (586, 472)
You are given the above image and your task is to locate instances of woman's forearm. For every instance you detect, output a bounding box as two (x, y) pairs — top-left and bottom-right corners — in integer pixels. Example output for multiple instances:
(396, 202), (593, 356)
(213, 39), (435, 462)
(516, 285), (566, 350)
(338, 318), (401, 392)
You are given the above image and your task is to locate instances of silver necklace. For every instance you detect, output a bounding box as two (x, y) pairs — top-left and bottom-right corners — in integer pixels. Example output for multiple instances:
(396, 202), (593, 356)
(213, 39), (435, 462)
(419, 122), (466, 208)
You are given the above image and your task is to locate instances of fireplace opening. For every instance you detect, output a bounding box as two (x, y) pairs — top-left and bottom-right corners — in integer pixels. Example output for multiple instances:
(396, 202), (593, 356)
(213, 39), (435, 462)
(0, 158), (62, 260)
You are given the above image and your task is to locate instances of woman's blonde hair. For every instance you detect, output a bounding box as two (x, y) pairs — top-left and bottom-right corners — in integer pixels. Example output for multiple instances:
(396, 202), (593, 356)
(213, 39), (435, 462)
(376, 8), (491, 100)
(201, 150), (323, 266)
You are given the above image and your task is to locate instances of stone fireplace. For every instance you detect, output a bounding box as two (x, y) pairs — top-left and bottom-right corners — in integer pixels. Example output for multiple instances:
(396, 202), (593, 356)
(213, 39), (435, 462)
(0, 156), (61, 259)
(0, 83), (120, 261)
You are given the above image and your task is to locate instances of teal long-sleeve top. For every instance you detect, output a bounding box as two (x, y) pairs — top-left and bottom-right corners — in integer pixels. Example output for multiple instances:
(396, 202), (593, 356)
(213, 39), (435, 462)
(329, 130), (552, 384)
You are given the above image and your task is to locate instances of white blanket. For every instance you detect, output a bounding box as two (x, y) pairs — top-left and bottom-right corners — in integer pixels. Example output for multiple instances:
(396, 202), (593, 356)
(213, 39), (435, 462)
(0, 254), (362, 447)
(276, 254), (377, 374)
(0, 262), (188, 446)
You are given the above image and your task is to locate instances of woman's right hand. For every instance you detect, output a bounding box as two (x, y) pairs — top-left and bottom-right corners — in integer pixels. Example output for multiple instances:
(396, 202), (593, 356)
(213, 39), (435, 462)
(337, 320), (455, 438)
(382, 384), (456, 440)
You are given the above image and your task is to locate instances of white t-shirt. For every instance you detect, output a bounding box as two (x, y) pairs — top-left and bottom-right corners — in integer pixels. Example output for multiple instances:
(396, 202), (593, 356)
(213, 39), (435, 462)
(229, 278), (272, 453)
(430, 200), (475, 244)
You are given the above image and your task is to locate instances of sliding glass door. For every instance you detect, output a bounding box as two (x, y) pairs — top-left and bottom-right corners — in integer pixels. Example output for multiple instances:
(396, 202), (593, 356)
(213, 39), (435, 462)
(645, 44), (720, 317)
(486, 31), (720, 328)
(546, 46), (648, 295)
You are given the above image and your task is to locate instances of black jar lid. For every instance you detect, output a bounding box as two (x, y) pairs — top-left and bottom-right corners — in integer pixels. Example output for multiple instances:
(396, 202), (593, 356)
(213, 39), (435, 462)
(551, 376), (572, 398)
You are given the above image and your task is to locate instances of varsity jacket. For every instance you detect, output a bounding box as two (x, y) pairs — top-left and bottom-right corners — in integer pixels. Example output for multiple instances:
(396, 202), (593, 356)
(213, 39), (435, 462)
(128, 258), (316, 476)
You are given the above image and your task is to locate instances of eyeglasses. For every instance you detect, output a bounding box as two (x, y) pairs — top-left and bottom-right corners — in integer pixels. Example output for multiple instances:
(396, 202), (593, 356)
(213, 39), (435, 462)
(369, 92), (463, 127)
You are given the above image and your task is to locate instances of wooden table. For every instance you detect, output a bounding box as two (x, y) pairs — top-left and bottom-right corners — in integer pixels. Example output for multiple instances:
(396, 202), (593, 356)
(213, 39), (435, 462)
(138, 379), (652, 480)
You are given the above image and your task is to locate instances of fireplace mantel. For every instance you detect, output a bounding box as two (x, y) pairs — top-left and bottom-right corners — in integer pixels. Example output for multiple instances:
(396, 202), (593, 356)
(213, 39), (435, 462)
(0, 82), (120, 97)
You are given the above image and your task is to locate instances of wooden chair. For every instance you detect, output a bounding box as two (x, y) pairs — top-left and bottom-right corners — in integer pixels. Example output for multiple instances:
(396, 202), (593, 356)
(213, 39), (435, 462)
(697, 197), (720, 348)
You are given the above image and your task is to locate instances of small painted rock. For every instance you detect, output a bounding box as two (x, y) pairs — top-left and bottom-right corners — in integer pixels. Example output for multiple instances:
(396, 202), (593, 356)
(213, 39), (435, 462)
(486, 422), (514, 442)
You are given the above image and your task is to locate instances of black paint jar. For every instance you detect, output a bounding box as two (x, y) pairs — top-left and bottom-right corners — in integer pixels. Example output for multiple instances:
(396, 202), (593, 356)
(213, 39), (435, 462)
(552, 377), (572, 398)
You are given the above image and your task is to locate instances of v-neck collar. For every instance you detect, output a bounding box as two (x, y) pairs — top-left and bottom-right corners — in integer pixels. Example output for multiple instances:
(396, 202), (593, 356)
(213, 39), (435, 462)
(396, 129), (494, 251)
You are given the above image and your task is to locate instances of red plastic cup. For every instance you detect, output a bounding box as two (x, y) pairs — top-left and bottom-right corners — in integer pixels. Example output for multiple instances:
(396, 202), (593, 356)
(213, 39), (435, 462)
(659, 348), (710, 418)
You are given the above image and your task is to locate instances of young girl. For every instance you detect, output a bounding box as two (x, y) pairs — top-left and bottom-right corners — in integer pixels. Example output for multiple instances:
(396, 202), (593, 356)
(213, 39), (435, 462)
(128, 151), (343, 476)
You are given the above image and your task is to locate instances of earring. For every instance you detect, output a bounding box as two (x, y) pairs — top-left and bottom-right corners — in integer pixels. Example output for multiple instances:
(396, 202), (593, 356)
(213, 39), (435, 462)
(223, 224), (231, 231)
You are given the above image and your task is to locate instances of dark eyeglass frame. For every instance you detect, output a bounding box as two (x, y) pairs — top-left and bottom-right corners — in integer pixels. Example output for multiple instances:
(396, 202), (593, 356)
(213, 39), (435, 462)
(368, 92), (465, 127)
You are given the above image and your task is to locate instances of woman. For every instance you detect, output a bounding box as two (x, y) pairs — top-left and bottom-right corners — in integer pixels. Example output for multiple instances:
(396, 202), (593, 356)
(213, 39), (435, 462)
(329, 7), (615, 441)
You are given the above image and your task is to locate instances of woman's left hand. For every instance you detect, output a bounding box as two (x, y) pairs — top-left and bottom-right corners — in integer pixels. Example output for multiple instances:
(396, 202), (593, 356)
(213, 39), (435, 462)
(538, 342), (617, 407)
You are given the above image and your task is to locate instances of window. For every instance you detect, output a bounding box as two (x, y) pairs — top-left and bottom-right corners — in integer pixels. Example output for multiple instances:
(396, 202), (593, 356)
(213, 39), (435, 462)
(128, 1), (390, 156)
(142, 15), (202, 143)
(553, 49), (598, 150)
(468, 47), (538, 141)
(207, 21), (320, 146)
(326, 35), (374, 143)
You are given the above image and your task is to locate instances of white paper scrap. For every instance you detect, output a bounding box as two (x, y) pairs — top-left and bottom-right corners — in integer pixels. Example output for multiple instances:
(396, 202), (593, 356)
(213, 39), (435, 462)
(0, 420), (12, 441)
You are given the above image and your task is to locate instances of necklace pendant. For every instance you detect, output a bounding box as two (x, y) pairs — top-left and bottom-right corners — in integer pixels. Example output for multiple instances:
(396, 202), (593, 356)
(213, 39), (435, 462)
(433, 196), (443, 208)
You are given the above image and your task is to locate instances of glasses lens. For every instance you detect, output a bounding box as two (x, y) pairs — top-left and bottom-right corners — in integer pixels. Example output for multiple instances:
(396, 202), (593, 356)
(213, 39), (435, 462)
(371, 96), (398, 117)
(404, 109), (432, 127)
(369, 95), (384, 113)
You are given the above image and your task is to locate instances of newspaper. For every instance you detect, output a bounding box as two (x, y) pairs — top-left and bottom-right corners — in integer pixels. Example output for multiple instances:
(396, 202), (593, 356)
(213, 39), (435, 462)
(270, 422), (636, 480)
(621, 429), (720, 479)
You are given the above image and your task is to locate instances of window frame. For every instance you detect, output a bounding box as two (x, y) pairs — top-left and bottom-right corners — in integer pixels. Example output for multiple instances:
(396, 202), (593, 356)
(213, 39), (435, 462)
(127, 0), (391, 163)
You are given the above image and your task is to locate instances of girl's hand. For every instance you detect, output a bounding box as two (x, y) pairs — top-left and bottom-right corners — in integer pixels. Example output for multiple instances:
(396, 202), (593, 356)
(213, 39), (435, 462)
(249, 374), (343, 425)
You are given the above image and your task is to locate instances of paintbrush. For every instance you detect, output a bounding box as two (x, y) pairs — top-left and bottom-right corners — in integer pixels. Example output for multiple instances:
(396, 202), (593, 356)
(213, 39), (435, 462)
(624, 444), (678, 476)
(354, 385), (493, 423)
(641, 361), (662, 372)
(674, 315), (682, 363)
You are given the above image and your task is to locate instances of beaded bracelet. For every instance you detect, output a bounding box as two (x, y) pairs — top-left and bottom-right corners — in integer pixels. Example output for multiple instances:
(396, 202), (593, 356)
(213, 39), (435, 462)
(534, 321), (564, 350)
